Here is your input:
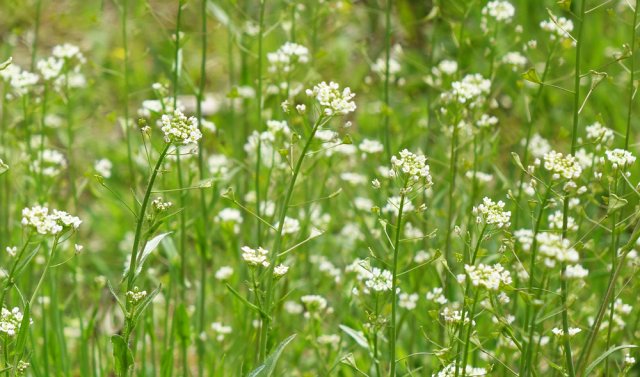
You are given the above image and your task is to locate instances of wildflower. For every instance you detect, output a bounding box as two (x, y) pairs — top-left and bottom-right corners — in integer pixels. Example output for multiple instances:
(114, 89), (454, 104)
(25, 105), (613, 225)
(208, 154), (230, 178)
(473, 197), (511, 228)
(301, 295), (331, 318)
(464, 263), (512, 290)
(476, 114), (498, 128)
(126, 287), (147, 304)
(389, 149), (433, 190)
(543, 151), (582, 180)
(276, 217), (300, 235)
(241, 246), (270, 267)
(94, 158), (113, 178)
(536, 233), (579, 266)
(540, 13), (575, 45)
(523, 133), (551, 158)
(624, 353), (636, 365)
(441, 74), (491, 108)
(37, 56), (64, 81)
(21, 205), (81, 235)
(605, 148), (636, 169)
(585, 122), (613, 148)
(214, 266), (233, 281)
(481, 1), (515, 23)
(0, 64), (39, 98)
(296, 104), (306, 114)
(551, 327), (581, 337)
(305, 81), (356, 116)
(371, 57), (401, 79)
(151, 197), (173, 212)
(502, 51), (527, 70)
(0, 307), (28, 336)
(31, 149), (67, 177)
(273, 264), (289, 278)
(359, 139), (384, 155)
(433, 363), (487, 377)
(284, 301), (303, 314)
(441, 306), (471, 325)
(16, 361), (29, 374)
(267, 42), (309, 73)
(564, 264), (589, 279)
(5, 246), (16, 257)
(398, 293), (419, 310)
(317, 334), (341, 348)
(426, 287), (448, 305)
(437, 60), (458, 76)
(160, 110), (202, 145)
(364, 267), (393, 292)
(211, 322), (232, 341)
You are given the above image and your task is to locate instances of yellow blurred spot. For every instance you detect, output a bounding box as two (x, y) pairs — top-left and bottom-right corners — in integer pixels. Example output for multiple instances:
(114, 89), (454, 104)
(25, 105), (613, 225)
(112, 48), (125, 60)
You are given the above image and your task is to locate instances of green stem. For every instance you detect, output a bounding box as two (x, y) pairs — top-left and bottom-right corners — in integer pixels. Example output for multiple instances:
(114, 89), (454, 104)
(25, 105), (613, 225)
(120, 0), (135, 185)
(460, 289), (480, 377)
(389, 190), (406, 377)
(257, 116), (325, 362)
(125, 143), (171, 290)
(255, 0), (267, 246)
(29, 236), (59, 305)
(382, 0), (392, 161)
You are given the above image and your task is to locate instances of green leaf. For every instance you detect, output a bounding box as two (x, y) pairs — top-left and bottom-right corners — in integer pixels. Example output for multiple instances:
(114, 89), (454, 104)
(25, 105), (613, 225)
(511, 152), (526, 173)
(557, 0), (571, 11)
(522, 68), (542, 84)
(606, 193), (628, 215)
(131, 232), (172, 277)
(0, 160), (8, 175)
(111, 335), (134, 376)
(339, 324), (369, 349)
(106, 280), (127, 316)
(248, 334), (297, 377)
(176, 303), (191, 342)
(585, 344), (638, 375)
(13, 303), (30, 360)
(225, 283), (271, 319)
(0, 57), (11, 71)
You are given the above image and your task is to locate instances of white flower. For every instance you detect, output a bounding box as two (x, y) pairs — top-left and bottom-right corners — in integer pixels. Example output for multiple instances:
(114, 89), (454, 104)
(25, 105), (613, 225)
(464, 263), (512, 290)
(543, 151), (582, 180)
(267, 42), (309, 73)
(536, 233), (579, 266)
(276, 217), (300, 235)
(605, 148), (636, 169)
(441, 74), (491, 108)
(482, 1), (515, 23)
(317, 334), (341, 348)
(94, 158), (113, 178)
(151, 197), (173, 211)
(214, 266), (233, 281)
(433, 363), (487, 377)
(586, 122), (613, 147)
(389, 149), (433, 189)
(126, 287), (147, 304)
(301, 295), (330, 318)
(31, 149), (67, 177)
(426, 287), (448, 305)
(305, 81), (356, 115)
(359, 138), (384, 154)
(241, 246), (270, 268)
(364, 267), (393, 292)
(564, 264), (589, 279)
(540, 13), (574, 44)
(398, 293), (419, 310)
(160, 110), (202, 145)
(21, 205), (81, 235)
(273, 264), (289, 278)
(5, 246), (16, 257)
(211, 322), (232, 341)
(523, 133), (551, 158)
(473, 197), (511, 228)
(37, 56), (64, 81)
(502, 51), (527, 70)
(551, 327), (581, 337)
(0, 307), (29, 337)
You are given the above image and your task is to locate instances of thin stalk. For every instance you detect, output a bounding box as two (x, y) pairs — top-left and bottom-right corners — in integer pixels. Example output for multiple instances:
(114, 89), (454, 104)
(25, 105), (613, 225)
(389, 190), (406, 377)
(460, 289), (480, 377)
(196, 0), (209, 375)
(120, 0), (136, 184)
(258, 116), (326, 362)
(444, 121), (459, 299)
(29, 236), (59, 305)
(255, 0), (267, 246)
(125, 143), (171, 290)
(559, 1), (586, 375)
(382, 0), (392, 161)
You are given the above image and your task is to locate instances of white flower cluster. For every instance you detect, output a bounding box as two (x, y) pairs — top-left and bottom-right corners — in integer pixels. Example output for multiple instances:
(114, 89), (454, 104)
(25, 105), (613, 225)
(389, 149), (433, 190)
(267, 42), (309, 73)
(433, 363), (487, 377)
(214, 266), (233, 281)
(398, 293), (419, 310)
(426, 287), (448, 305)
(126, 287), (147, 304)
(364, 267), (393, 292)
(540, 14), (575, 45)
(300, 295), (331, 319)
(0, 307), (28, 337)
(38, 44), (86, 89)
(481, 1), (515, 23)
(305, 81), (356, 116)
(31, 149), (67, 177)
(360, 138), (384, 155)
(473, 197), (511, 228)
(585, 122), (613, 148)
(210, 322), (232, 341)
(94, 158), (113, 178)
(441, 73), (491, 108)
(160, 110), (202, 145)
(0, 64), (39, 98)
(151, 197), (173, 212)
(241, 246), (270, 268)
(464, 263), (512, 290)
(605, 148), (636, 169)
(441, 306), (470, 325)
(536, 233), (579, 267)
(21, 205), (81, 235)
(273, 264), (289, 278)
(502, 51), (527, 70)
(524, 133), (551, 158)
(543, 151), (582, 180)
(551, 327), (581, 337)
